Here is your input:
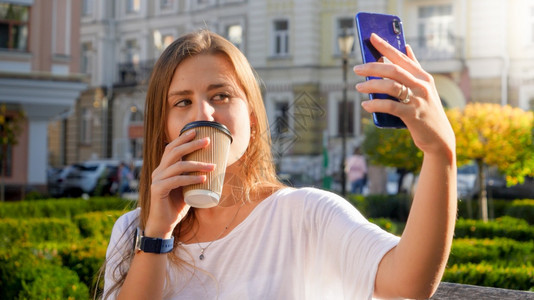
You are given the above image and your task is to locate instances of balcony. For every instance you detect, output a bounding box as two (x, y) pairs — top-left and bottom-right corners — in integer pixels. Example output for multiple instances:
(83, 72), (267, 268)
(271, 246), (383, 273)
(406, 35), (464, 73)
(115, 59), (156, 86)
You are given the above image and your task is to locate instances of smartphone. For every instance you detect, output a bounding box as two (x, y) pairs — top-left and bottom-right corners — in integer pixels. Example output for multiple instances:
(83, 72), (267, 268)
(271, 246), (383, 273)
(355, 12), (407, 128)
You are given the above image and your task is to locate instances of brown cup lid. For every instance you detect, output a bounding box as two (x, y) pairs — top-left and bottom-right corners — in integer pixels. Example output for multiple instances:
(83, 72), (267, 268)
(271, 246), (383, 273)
(179, 121), (233, 143)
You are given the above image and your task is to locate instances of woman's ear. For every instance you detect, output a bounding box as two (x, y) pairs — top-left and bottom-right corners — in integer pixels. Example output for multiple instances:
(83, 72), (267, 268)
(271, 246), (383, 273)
(250, 112), (258, 128)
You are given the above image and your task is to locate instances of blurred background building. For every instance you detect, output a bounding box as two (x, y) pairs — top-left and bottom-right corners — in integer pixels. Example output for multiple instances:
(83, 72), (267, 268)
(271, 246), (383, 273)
(0, 0), (86, 199)
(3, 0), (534, 197)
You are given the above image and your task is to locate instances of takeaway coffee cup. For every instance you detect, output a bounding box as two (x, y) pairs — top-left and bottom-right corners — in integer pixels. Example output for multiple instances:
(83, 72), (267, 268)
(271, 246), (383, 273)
(180, 121), (233, 208)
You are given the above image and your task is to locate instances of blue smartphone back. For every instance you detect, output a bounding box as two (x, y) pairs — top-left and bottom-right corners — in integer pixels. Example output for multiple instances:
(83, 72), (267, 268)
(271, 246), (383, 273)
(355, 12), (407, 128)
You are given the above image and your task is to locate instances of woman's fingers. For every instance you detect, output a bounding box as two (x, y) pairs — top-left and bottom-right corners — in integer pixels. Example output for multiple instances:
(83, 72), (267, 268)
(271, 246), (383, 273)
(355, 63), (417, 89)
(369, 33), (426, 79)
(354, 35), (455, 157)
(152, 174), (207, 193)
(405, 44), (421, 67)
(152, 161), (215, 184)
(157, 135), (210, 175)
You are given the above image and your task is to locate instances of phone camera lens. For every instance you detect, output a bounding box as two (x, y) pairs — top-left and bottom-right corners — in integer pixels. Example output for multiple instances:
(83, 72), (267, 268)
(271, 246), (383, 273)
(392, 19), (401, 35)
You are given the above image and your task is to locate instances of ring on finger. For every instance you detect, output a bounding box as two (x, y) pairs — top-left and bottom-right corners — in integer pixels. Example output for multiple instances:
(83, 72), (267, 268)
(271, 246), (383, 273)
(400, 87), (412, 104)
(397, 84), (406, 99)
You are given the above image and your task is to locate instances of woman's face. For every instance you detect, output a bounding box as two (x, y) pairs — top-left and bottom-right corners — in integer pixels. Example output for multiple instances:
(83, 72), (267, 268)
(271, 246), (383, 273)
(166, 54), (251, 166)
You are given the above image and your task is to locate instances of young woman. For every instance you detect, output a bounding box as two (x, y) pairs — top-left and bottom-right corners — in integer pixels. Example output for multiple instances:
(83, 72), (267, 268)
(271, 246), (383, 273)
(103, 30), (456, 300)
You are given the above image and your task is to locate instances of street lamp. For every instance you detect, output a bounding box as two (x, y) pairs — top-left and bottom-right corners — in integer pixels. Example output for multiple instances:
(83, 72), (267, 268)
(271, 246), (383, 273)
(338, 28), (354, 197)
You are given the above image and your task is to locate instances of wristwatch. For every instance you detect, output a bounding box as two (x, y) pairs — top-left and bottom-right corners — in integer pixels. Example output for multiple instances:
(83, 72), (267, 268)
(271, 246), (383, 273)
(134, 227), (174, 254)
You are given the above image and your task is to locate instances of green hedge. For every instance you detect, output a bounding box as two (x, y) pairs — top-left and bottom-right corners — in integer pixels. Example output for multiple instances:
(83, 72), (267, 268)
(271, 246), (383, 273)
(351, 194), (534, 224)
(369, 218), (403, 235)
(0, 240), (109, 299)
(348, 194), (411, 222)
(0, 209), (124, 296)
(0, 248), (89, 299)
(17, 264), (90, 300)
(0, 198), (132, 299)
(41, 241), (108, 297)
(457, 198), (510, 219)
(458, 198), (534, 222)
(0, 209), (125, 246)
(74, 210), (124, 239)
(449, 238), (534, 267)
(443, 263), (534, 291)
(455, 217), (534, 241)
(0, 197), (134, 219)
(506, 200), (534, 224)
(0, 218), (81, 247)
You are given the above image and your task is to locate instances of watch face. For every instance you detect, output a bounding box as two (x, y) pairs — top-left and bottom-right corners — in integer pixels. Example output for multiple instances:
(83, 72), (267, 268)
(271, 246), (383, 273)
(134, 227), (142, 251)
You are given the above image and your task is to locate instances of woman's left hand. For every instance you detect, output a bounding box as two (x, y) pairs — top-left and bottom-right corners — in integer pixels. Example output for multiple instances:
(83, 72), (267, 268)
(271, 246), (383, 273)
(354, 33), (455, 159)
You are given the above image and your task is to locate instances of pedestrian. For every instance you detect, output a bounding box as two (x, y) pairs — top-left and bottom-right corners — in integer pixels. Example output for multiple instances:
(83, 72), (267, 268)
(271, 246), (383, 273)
(345, 147), (367, 194)
(103, 30), (457, 299)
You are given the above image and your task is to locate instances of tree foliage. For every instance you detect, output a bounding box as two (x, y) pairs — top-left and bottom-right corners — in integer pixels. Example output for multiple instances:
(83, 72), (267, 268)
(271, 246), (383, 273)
(447, 103), (534, 221)
(447, 103), (534, 186)
(0, 104), (26, 201)
(361, 118), (423, 173)
(0, 104), (25, 149)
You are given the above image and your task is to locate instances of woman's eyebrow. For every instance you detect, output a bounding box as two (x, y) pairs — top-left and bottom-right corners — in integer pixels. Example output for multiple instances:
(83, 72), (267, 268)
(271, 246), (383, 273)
(207, 83), (228, 91)
(168, 83), (231, 97)
(168, 90), (192, 97)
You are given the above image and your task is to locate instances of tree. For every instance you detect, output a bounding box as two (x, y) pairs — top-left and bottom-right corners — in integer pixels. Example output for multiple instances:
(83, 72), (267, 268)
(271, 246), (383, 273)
(361, 118), (423, 194)
(447, 103), (534, 221)
(0, 104), (26, 201)
(361, 118), (423, 173)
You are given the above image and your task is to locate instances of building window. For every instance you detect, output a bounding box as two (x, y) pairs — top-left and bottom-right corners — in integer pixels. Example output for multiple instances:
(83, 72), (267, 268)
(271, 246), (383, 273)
(81, 42), (93, 74)
(130, 107), (143, 122)
(126, 0), (140, 13)
(337, 100), (354, 136)
(82, 0), (93, 16)
(0, 3), (30, 51)
(129, 107), (143, 158)
(226, 24), (243, 50)
(80, 108), (92, 144)
(160, 0), (173, 9)
(273, 19), (289, 56)
(125, 39), (139, 64)
(417, 4), (454, 59)
(162, 35), (173, 50)
(273, 101), (290, 136)
(154, 30), (174, 54)
(336, 18), (355, 55)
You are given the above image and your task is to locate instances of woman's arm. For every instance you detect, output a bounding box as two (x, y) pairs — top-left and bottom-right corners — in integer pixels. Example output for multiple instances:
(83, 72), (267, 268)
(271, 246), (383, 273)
(117, 131), (215, 299)
(374, 154), (456, 299)
(354, 33), (457, 299)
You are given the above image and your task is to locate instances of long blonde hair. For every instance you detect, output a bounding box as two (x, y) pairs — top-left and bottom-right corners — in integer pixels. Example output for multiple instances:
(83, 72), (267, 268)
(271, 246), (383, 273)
(102, 30), (284, 298)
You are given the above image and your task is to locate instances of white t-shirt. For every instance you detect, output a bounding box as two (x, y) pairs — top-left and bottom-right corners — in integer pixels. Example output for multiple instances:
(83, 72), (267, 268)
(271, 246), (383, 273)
(104, 187), (400, 299)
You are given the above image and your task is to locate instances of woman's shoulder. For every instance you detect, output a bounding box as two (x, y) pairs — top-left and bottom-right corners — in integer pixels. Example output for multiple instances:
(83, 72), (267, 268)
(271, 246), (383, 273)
(267, 187), (351, 210)
(263, 187), (368, 229)
(273, 186), (345, 200)
(112, 207), (140, 234)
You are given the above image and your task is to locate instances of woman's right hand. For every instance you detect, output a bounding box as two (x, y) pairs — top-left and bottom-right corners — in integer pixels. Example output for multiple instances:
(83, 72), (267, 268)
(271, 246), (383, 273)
(145, 130), (215, 238)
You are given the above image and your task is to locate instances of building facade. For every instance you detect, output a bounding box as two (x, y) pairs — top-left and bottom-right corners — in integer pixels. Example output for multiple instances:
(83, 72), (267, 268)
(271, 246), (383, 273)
(0, 0), (86, 199)
(65, 0), (533, 192)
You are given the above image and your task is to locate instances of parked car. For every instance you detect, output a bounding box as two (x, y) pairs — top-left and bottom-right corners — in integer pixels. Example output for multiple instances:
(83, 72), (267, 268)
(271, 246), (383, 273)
(47, 166), (73, 197)
(63, 160), (120, 197)
(457, 162), (534, 200)
(486, 176), (534, 200)
(457, 163), (478, 200)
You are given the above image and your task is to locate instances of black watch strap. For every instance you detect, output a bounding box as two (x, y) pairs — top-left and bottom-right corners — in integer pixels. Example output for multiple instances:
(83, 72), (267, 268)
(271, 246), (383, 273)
(135, 227), (174, 254)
